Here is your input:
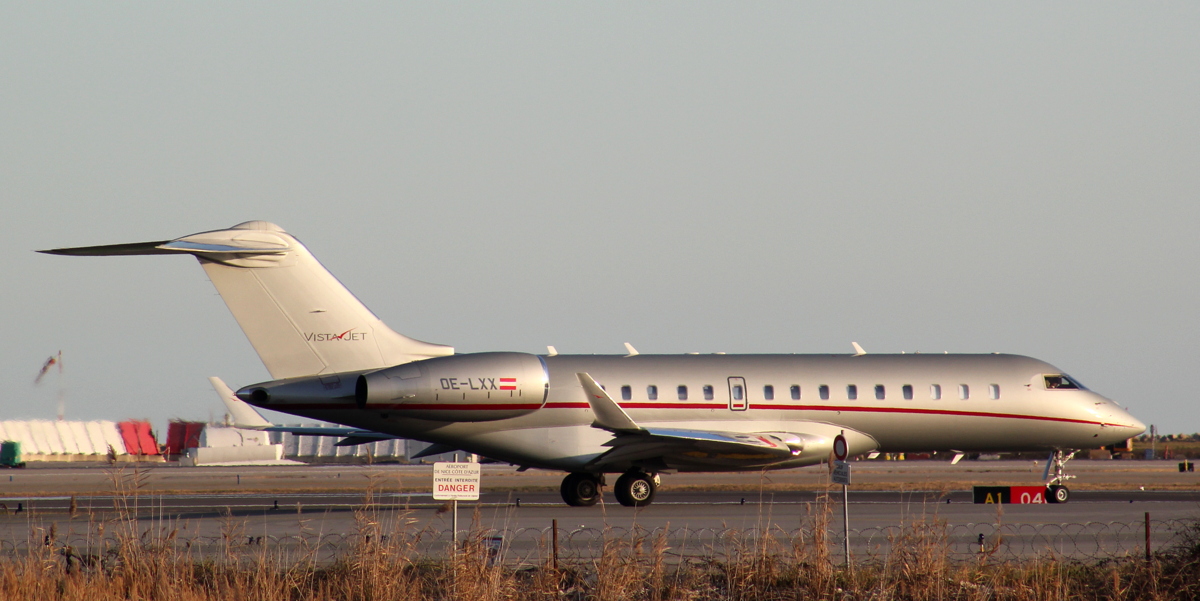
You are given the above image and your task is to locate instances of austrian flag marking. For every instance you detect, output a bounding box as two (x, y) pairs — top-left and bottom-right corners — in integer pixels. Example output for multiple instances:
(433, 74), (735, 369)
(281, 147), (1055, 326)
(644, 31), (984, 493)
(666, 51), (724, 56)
(499, 378), (517, 391)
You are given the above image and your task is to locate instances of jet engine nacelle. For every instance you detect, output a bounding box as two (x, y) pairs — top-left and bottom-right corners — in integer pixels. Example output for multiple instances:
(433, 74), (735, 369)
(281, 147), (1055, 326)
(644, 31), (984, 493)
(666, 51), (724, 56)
(355, 352), (549, 422)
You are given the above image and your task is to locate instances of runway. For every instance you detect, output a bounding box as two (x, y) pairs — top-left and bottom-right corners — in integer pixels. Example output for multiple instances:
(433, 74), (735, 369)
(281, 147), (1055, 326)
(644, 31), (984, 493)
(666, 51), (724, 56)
(2, 458), (1197, 496)
(2, 488), (1197, 528)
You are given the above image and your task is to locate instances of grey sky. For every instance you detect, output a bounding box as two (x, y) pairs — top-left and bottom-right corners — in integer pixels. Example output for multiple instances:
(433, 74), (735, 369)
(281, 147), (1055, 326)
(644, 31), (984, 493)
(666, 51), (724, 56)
(2, 4), (1197, 435)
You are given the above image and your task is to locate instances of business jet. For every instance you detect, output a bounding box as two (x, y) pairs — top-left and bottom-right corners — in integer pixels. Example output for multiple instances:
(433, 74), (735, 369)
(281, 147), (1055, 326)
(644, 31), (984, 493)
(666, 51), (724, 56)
(41, 221), (1145, 507)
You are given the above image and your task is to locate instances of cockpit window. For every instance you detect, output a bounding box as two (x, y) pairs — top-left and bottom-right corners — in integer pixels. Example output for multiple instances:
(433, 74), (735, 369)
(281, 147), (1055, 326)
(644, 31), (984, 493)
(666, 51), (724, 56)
(1044, 374), (1084, 390)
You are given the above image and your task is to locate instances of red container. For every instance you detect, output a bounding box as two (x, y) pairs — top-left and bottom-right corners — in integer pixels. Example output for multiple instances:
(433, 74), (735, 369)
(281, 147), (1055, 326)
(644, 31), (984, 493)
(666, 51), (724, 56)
(166, 421), (187, 455)
(135, 421), (159, 455)
(184, 422), (204, 450)
(117, 421), (140, 455)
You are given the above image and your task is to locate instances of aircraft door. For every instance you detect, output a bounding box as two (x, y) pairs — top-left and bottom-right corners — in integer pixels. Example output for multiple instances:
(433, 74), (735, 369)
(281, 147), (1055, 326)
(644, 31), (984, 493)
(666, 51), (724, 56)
(728, 377), (747, 411)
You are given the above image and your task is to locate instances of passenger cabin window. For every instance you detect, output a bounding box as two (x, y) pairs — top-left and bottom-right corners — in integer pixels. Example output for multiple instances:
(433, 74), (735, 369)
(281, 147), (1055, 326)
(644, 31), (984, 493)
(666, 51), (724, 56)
(677, 385), (688, 401)
(959, 384), (970, 400)
(875, 385), (885, 400)
(1044, 375), (1082, 390)
(902, 384), (913, 400)
(790, 385), (801, 400)
(763, 385), (774, 400)
(819, 385), (830, 400)
(647, 385), (658, 401)
(621, 385), (631, 401)
(989, 384), (1001, 399)
(847, 385), (858, 400)
(930, 384), (941, 400)
(703, 385), (714, 400)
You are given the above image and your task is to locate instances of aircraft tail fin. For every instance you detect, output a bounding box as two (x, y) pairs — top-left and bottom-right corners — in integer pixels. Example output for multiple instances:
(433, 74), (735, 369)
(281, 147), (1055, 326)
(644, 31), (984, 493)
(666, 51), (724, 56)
(43, 221), (453, 378)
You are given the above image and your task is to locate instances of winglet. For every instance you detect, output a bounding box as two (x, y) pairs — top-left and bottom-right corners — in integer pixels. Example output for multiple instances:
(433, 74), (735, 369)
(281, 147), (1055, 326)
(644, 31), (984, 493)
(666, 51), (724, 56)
(546, 345), (558, 357)
(623, 342), (639, 357)
(210, 376), (273, 429)
(576, 373), (642, 433)
(852, 342), (867, 356)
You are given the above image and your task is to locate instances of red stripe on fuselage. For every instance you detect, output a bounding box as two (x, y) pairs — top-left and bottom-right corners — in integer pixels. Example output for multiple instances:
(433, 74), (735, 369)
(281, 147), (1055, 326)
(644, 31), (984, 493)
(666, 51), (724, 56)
(746, 403), (1111, 426)
(543, 401), (1113, 427)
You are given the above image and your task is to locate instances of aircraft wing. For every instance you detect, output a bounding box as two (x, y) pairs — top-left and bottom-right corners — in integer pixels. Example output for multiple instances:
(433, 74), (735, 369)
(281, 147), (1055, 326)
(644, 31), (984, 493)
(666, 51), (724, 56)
(210, 377), (398, 446)
(576, 373), (850, 471)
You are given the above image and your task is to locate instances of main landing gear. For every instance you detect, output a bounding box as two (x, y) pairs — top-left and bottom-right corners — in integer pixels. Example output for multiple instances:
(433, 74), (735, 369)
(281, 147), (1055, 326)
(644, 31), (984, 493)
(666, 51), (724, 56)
(559, 471), (660, 507)
(614, 471), (658, 507)
(1044, 449), (1077, 504)
(560, 473), (603, 507)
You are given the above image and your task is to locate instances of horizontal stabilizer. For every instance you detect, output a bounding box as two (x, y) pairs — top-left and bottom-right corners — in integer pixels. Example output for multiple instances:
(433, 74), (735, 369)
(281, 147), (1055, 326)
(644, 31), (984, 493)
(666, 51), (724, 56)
(40, 233), (290, 258)
(157, 240), (288, 254)
(38, 241), (174, 256)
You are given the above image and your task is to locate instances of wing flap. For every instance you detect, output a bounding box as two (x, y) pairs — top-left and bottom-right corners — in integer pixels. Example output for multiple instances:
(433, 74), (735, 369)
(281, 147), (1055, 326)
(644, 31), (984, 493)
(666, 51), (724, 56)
(587, 428), (801, 469)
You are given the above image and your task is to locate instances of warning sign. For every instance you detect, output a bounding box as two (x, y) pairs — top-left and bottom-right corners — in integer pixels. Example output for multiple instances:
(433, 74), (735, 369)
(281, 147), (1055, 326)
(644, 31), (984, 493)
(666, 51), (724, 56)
(433, 462), (481, 501)
(832, 460), (851, 485)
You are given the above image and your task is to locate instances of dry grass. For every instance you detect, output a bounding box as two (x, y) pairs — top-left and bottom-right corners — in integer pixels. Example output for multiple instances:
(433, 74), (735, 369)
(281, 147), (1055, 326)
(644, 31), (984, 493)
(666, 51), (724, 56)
(1, 469), (1198, 600)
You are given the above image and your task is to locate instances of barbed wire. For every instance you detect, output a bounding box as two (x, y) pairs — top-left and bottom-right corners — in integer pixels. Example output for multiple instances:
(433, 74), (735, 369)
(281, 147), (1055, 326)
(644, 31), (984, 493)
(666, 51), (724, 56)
(4, 518), (1194, 566)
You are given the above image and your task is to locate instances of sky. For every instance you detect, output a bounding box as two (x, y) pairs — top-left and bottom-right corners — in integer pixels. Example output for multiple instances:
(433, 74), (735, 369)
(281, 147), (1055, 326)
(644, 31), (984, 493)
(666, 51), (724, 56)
(1, 4), (1197, 435)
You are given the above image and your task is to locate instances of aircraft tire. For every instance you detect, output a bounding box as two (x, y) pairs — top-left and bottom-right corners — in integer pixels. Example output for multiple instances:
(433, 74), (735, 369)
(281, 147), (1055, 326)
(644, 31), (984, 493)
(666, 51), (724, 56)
(560, 473), (601, 507)
(614, 472), (656, 507)
(1046, 485), (1070, 504)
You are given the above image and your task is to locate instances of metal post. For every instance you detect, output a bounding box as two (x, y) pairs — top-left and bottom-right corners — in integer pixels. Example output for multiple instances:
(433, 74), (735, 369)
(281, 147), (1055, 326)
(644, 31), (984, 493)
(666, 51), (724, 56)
(1145, 511), (1151, 561)
(451, 498), (459, 599)
(842, 483), (850, 566)
(551, 518), (559, 570)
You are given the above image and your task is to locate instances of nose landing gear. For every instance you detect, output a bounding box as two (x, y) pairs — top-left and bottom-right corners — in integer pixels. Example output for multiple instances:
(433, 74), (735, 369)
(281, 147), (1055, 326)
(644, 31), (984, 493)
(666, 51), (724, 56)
(1044, 449), (1077, 504)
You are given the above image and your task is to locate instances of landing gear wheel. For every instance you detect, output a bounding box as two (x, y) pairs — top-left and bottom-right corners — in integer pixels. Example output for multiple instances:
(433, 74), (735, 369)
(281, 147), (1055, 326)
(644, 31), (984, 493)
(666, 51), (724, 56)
(1046, 484), (1070, 504)
(614, 472), (657, 507)
(560, 473), (602, 507)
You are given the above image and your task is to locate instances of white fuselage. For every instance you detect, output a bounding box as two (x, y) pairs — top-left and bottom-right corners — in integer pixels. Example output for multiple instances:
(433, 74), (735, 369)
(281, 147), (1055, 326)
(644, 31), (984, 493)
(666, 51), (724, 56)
(257, 353), (1144, 472)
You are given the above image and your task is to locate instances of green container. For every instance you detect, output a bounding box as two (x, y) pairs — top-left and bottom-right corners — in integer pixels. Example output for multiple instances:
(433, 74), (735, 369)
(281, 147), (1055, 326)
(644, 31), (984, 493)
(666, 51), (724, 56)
(0, 441), (22, 467)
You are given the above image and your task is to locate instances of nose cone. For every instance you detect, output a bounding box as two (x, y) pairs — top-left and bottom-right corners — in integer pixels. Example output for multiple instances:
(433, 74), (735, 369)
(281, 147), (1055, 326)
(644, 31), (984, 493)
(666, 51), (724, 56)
(1124, 413), (1147, 438)
(1103, 398), (1146, 439)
